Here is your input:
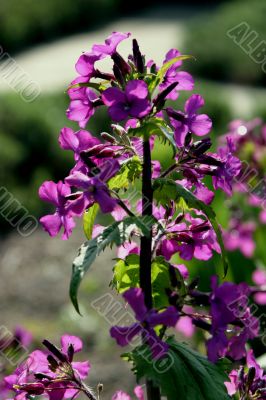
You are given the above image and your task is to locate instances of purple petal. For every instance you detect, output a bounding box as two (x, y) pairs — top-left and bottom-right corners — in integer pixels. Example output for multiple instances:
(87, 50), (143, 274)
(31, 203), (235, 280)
(65, 171), (90, 190)
(93, 188), (117, 213)
(189, 114), (212, 136)
(110, 323), (142, 346)
(174, 71), (194, 91)
(61, 335), (83, 354)
(126, 80), (149, 101)
(112, 391), (131, 400)
(171, 120), (189, 147)
(148, 306), (179, 328)
(61, 215), (76, 240)
(72, 361), (91, 379)
(75, 53), (99, 77)
(134, 386), (145, 400)
(59, 127), (79, 151)
(102, 87), (126, 106)
(123, 288), (147, 321)
(130, 98), (151, 119)
(163, 48), (182, 67)
(108, 103), (129, 122)
(185, 94), (205, 116)
(40, 213), (62, 238)
(92, 32), (130, 56)
(39, 181), (61, 206)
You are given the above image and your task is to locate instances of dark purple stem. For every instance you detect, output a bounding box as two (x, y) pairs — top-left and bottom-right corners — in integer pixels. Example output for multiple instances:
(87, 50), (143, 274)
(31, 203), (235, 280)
(139, 138), (161, 400)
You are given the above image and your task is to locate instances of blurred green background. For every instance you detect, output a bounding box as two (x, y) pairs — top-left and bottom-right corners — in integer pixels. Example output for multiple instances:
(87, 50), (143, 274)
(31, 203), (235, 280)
(0, 0), (265, 397)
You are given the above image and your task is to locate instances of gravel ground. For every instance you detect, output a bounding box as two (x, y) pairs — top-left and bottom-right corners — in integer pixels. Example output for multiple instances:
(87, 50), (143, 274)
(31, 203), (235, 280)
(0, 224), (135, 398)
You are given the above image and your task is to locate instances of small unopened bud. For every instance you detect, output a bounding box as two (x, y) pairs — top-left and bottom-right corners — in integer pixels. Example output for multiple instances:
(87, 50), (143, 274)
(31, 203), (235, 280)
(101, 132), (117, 144)
(111, 124), (127, 136)
(153, 82), (178, 111)
(133, 39), (144, 73)
(166, 107), (185, 122)
(15, 383), (45, 395)
(191, 138), (212, 156)
(97, 383), (103, 399)
(247, 367), (256, 390)
(111, 53), (131, 76)
(113, 64), (125, 86)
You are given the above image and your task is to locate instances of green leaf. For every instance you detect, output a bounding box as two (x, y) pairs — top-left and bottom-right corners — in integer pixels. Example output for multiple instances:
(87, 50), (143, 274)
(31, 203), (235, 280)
(128, 120), (176, 156)
(152, 256), (186, 308)
(70, 216), (156, 313)
(67, 81), (106, 92)
(125, 338), (230, 400)
(83, 204), (99, 240)
(113, 254), (140, 292)
(157, 55), (195, 83)
(153, 178), (229, 276)
(108, 156), (142, 190)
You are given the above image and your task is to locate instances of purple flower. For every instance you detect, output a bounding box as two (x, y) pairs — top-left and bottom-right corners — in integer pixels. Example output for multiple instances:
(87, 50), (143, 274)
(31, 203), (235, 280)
(159, 49), (194, 100)
(102, 80), (151, 122)
(39, 181), (85, 239)
(167, 94), (212, 146)
(67, 82), (98, 128)
(5, 335), (91, 400)
(110, 288), (179, 359)
(225, 350), (266, 398)
(75, 52), (101, 77)
(112, 386), (144, 400)
(59, 127), (100, 161)
(158, 213), (220, 262)
(212, 136), (241, 196)
(92, 31), (130, 57)
(252, 268), (266, 305)
(14, 326), (33, 347)
(207, 276), (259, 362)
(65, 160), (119, 213)
(223, 219), (256, 258)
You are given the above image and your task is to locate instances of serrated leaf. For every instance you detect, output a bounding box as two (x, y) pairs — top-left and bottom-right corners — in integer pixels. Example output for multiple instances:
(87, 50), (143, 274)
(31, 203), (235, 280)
(83, 204), (99, 240)
(125, 338), (230, 400)
(157, 55), (195, 83)
(153, 178), (229, 276)
(108, 156), (142, 190)
(70, 216), (156, 313)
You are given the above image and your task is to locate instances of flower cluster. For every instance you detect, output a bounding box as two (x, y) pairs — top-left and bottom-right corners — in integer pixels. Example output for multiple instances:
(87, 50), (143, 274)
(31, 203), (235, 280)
(39, 31), (241, 241)
(35, 31), (265, 400)
(225, 350), (266, 399)
(220, 119), (266, 259)
(3, 335), (93, 400)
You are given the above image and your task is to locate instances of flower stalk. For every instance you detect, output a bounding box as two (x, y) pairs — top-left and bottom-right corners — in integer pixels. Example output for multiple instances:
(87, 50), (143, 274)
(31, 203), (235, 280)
(139, 137), (161, 400)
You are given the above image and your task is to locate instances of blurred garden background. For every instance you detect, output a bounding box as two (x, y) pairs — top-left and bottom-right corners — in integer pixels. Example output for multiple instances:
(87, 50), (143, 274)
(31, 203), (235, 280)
(0, 0), (265, 397)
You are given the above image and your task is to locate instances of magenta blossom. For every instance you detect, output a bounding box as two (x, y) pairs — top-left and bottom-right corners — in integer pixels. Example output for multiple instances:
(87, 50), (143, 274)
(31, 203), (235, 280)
(252, 268), (266, 305)
(212, 137), (241, 196)
(167, 94), (212, 146)
(112, 386), (144, 400)
(225, 350), (266, 398)
(66, 160), (119, 213)
(5, 335), (91, 400)
(102, 80), (151, 122)
(159, 48), (194, 100)
(223, 219), (256, 258)
(59, 127), (100, 161)
(207, 276), (259, 363)
(39, 181), (84, 240)
(92, 31), (130, 57)
(67, 82), (99, 128)
(110, 288), (179, 359)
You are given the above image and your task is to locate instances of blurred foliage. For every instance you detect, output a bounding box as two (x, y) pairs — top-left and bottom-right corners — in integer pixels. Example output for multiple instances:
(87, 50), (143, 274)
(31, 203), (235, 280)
(0, 0), (119, 54)
(184, 0), (266, 85)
